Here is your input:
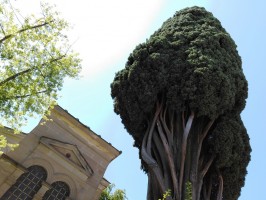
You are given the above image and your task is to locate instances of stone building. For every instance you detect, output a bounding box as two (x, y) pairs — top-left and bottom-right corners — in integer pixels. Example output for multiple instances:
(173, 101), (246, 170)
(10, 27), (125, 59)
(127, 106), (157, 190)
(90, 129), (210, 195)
(0, 105), (121, 199)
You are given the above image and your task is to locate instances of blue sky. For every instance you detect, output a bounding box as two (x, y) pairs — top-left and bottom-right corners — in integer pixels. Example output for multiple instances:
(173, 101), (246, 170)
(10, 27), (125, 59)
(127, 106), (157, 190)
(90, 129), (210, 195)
(20, 0), (266, 199)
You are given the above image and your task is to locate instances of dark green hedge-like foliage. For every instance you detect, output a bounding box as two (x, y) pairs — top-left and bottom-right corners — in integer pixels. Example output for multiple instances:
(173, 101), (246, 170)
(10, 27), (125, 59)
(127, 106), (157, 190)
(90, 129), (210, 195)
(209, 114), (251, 199)
(111, 7), (247, 147)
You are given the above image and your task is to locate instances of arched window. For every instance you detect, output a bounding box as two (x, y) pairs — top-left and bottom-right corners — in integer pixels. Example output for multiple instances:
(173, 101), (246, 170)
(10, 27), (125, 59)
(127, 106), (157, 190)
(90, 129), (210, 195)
(42, 181), (70, 200)
(0, 165), (47, 200)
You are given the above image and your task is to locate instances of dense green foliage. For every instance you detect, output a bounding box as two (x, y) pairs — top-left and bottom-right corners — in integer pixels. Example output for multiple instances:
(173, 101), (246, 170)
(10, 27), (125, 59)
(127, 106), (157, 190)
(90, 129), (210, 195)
(99, 184), (127, 200)
(111, 6), (251, 200)
(111, 6), (247, 147)
(209, 114), (251, 199)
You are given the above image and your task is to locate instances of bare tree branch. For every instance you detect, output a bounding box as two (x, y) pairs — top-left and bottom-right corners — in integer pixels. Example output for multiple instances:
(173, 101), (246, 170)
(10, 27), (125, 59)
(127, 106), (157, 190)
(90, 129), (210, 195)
(179, 111), (194, 199)
(2, 90), (48, 100)
(157, 119), (179, 198)
(217, 174), (224, 200)
(147, 102), (162, 155)
(0, 55), (65, 86)
(0, 20), (54, 44)
(7, 0), (24, 26)
(197, 119), (215, 165)
(200, 155), (215, 179)
(160, 106), (172, 144)
(0, 68), (32, 86)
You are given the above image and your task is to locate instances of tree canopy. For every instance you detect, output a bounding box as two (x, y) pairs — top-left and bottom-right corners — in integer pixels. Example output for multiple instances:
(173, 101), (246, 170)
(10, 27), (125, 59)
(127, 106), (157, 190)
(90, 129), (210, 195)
(0, 0), (81, 151)
(111, 6), (247, 147)
(0, 0), (81, 128)
(99, 184), (127, 200)
(111, 6), (250, 200)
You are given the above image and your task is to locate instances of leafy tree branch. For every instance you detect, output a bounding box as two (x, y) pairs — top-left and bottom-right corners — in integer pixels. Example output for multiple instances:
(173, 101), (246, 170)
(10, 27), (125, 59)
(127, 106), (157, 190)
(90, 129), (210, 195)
(0, 0), (81, 152)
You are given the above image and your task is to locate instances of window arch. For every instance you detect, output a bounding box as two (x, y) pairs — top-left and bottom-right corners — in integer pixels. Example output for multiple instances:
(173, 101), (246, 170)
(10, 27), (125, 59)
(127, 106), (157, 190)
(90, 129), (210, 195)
(42, 181), (70, 200)
(0, 165), (47, 200)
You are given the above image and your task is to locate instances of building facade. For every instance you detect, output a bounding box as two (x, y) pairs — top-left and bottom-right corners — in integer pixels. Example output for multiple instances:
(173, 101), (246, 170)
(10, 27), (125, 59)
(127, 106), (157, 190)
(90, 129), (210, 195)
(0, 105), (120, 199)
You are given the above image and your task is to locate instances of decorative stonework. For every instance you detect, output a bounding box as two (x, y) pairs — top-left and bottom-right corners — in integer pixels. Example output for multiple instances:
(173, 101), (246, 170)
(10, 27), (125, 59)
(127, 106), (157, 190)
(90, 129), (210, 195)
(40, 137), (94, 177)
(0, 105), (120, 199)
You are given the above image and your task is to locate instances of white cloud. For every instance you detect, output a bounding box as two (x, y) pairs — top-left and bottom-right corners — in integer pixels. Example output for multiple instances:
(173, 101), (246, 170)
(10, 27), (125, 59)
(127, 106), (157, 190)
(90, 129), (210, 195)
(15, 0), (163, 77)
(50, 0), (165, 77)
(12, 0), (164, 78)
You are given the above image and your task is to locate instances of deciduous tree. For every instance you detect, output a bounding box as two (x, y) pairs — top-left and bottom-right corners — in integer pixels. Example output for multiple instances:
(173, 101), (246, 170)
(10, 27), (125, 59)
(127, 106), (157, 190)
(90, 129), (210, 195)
(0, 0), (81, 150)
(99, 184), (127, 200)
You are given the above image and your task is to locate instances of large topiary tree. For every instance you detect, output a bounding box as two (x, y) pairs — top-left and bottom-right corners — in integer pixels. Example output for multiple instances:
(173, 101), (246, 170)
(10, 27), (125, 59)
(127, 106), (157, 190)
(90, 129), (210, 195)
(111, 6), (251, 200)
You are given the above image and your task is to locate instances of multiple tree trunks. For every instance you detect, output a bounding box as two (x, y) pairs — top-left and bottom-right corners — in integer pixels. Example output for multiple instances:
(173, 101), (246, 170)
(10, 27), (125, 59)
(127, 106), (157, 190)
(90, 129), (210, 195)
(111, 7), (250, 200)
(141, 100), (222, 200)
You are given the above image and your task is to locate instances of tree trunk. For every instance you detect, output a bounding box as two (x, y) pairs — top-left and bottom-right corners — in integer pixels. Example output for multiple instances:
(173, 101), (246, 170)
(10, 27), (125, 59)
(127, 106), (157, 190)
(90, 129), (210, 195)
(141, 100), (220, 200)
